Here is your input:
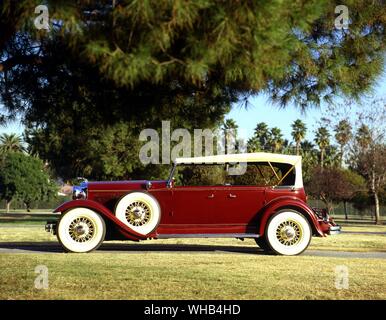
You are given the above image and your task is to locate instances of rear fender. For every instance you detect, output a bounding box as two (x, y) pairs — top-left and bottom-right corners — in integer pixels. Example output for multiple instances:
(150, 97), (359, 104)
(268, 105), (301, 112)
(258, 197), (325, 237)
(53, 200), (146, 241)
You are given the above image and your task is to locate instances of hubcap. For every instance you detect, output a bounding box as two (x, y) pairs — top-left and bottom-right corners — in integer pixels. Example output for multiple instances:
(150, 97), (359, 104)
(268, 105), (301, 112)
(125, 201), (151, 227)
(276, 219), (302, 246)
(69, 217), (95, 242)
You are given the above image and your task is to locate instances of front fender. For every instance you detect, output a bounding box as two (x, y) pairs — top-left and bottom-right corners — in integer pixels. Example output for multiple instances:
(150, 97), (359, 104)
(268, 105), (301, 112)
(258, 197), (325, 237)
(54, 200), (147, 241)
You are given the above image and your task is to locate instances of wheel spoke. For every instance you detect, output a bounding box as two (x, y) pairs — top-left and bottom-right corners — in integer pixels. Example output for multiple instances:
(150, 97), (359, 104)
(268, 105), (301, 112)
(275, 219), (303, 246)
(68, 216), (96, 243)
(125, 200), (152, 227)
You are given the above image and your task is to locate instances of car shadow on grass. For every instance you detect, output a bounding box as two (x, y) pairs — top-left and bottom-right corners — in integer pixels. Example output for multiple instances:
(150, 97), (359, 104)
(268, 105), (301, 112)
(0, 241), (270, 255)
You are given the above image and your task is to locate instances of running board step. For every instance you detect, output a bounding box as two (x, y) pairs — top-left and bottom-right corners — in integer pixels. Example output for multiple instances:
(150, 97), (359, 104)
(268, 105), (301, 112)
(157, 233), (260, 239)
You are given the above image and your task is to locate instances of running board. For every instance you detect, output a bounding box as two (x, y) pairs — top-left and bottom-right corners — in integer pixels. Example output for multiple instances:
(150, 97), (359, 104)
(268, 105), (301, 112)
(157, 233), (260, 239)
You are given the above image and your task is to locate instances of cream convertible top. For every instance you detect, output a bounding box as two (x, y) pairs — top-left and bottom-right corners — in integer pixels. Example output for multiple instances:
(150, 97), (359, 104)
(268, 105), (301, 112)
(174, 152), (304, 188)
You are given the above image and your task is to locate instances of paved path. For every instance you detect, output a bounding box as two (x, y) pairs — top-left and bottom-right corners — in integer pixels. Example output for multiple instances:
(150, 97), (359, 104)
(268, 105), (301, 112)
(0, 242), (385, 259)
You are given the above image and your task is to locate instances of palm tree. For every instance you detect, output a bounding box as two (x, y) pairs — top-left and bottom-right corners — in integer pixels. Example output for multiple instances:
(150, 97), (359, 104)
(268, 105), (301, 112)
(323, 145), (341, 167)
(0, 133), (25, 154)
(300, 140), (315, 153)
(356, 124), (372, 149)
(222, 119), (238, 154)
(269, 127), (284, 153)
(253, 122), (270, 151)
(291, 119), (307, 155)
(247, 136), (261, 152)
(334, 119), (352, 167)
(314, 127), (330, 169)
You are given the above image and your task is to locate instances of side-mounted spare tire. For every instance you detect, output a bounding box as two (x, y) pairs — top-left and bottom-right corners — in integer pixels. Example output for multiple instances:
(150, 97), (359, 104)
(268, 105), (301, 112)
(114, 192), (161, 236)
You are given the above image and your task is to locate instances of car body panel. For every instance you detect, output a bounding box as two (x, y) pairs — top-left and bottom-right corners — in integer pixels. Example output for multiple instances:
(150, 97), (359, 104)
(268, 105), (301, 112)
(51, 153), (339, 241)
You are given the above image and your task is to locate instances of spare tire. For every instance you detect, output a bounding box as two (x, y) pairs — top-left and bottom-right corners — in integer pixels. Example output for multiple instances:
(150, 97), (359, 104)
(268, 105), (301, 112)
(114, 192), (161, 235)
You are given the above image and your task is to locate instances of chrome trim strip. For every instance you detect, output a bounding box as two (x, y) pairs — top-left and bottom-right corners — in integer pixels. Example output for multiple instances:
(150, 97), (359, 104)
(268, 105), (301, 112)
(157, 233), (260, 239)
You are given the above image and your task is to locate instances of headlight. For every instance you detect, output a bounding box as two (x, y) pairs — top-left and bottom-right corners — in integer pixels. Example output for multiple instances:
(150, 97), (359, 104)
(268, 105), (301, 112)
(72, 185), (87, 200)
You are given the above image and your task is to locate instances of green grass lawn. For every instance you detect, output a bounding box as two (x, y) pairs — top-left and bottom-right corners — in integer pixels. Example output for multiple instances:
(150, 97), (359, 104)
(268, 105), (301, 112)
(0, 222), (385, 300)
(0, 252), (385, 299)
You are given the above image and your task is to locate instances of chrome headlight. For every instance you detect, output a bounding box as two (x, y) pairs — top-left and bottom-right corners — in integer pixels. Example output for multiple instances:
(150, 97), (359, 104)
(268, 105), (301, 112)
(72, 184), (87, 200)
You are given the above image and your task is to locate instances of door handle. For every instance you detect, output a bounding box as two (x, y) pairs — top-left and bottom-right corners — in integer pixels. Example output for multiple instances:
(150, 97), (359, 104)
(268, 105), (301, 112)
(208, 194), (215, 198)
(229, 194), (237, 198)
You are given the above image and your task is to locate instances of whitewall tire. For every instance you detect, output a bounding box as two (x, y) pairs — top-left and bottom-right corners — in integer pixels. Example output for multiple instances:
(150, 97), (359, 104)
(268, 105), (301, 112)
(115, 192), (161, 235)
(265, 210), (311, 256)
(57, 208), (106, 253)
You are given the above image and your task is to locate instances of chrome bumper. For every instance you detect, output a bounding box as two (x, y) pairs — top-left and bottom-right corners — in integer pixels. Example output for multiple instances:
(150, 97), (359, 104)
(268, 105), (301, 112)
(45, 221), (57, 235)
(329, 225), (341, 235)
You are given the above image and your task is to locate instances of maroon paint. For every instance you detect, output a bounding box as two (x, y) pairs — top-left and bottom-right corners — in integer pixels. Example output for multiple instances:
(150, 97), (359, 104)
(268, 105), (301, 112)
(54, 179), (335, 240)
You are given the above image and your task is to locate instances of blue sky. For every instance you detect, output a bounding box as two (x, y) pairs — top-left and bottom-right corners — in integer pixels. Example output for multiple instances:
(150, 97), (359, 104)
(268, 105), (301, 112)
(227, 71), (386, 143)
(1, 72), (386, 142)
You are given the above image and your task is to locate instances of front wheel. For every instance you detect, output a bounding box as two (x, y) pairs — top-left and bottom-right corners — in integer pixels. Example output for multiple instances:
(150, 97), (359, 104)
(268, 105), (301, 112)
(264, 210), (312, 256)
(57, 208), (106, 253)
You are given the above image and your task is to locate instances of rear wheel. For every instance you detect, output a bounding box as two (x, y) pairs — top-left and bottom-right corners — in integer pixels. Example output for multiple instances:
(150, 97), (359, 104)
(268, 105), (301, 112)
(264, 209), (312, 256)
(57, 208), (106, 253)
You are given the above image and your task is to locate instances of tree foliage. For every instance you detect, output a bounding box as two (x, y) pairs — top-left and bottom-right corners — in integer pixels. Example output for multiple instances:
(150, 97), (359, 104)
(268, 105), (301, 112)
(2, 0), (385, 109)
(0, 152), (57, 211)
(307, 166), (365, 212)
(291, 119), (307, 155)
(0, 133), (25, 154)
(1, 1), (386, 180)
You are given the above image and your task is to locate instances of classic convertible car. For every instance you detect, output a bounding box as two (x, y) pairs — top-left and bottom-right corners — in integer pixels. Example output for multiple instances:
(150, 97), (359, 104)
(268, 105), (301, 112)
(46, 152), (340, 255)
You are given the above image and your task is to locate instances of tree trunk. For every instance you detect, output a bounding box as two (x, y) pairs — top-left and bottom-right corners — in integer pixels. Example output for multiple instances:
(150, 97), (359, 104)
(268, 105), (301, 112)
(374, 192), (381, 225)
(344, 201), (348, 220)
(296, 142), (300, 156)
(340, 145), (344, 168)
(5, 200), (12, 213)
(370, 167), (381, 225)
(321, 149), (325, 170)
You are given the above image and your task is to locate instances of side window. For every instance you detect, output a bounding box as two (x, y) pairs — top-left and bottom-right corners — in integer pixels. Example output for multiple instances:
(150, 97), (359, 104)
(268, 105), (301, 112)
(175, 164), (226, 186)
(227, 162), (295, 187)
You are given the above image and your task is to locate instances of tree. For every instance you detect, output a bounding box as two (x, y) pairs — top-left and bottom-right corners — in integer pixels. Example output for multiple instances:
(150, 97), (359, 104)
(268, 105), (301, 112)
(314, 127), (330, 169)
(355, 145), (386, 224)
(340, 170), (367, 219)
(268, 127), (284, 153)
(307, 167), (365, 214)
(249, 122), (270, 151)
(323, 145), (341, 168)
(291, 119), (307, 155)
(18, 40), (232, 180)
(300, 140), (315, 152)
(334, 119), (352, 167)
(356, 124), (372, 148)
(2, 1), (386, 114)
(0, 133), (25, 154)
(0, 152), (56, 212)
(247, 136), (261, 153)
(222, 119), (238, 154)
(349, 98), (386, 224)
(2, 1), (386, 179)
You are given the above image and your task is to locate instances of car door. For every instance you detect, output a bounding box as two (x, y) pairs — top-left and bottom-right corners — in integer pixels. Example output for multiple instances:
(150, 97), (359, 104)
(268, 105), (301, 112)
(156, 185), (217, 234)
(213, 186), (265, 233)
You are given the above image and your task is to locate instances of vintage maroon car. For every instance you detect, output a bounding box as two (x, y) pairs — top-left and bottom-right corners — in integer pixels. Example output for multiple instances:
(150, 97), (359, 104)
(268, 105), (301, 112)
(46, 152), (340, 255)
